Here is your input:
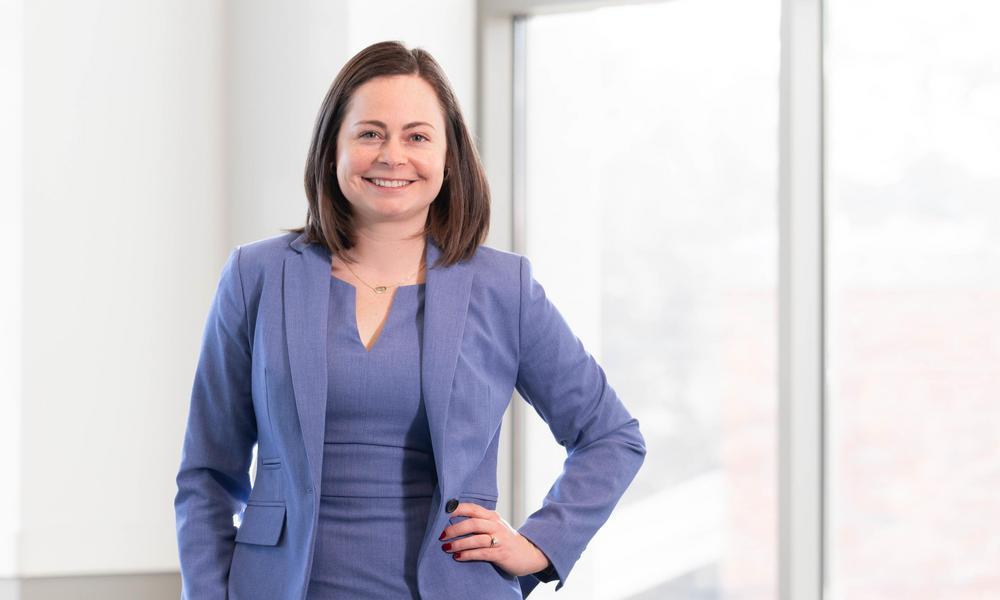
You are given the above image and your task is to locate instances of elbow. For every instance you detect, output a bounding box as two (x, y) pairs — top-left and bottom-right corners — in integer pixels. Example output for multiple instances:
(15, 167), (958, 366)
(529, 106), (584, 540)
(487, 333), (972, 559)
(596, 416), (645, 487)
(573, 415), (647, 477)
(623, 416), (647, 467)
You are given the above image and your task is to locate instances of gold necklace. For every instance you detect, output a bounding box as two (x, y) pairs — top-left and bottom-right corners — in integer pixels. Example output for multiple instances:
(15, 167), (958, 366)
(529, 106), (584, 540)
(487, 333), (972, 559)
(340, 258), (425, 295)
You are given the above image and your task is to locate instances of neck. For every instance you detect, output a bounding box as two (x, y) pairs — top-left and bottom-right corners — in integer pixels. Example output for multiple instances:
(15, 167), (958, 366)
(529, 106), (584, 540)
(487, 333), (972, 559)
(340, 221), (428, 281)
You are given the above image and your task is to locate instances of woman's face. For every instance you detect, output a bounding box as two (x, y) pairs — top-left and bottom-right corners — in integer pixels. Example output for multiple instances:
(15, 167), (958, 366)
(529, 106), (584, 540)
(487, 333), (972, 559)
(334, 74), (448, 229)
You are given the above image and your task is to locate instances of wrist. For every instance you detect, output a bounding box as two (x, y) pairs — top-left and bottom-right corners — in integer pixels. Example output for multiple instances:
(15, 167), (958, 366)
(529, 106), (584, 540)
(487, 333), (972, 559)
(532, 559), (557, 582)
(521, 533), (553, 575)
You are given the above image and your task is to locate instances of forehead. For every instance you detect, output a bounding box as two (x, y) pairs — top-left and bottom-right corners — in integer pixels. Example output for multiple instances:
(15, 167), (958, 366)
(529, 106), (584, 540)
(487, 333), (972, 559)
(343, 75), (445, 128)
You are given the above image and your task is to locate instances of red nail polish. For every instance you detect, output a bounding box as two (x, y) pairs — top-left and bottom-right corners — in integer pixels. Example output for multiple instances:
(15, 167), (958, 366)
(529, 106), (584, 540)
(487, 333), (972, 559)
(453, 551), (462, 559)
(439, 529), (447, 540)
(442, 543), (452, 551)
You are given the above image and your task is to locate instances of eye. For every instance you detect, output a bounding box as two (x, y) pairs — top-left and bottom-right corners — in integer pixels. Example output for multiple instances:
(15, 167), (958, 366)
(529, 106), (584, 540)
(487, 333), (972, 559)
(359, 130), (381, 139)
(410, 133), (429, 142)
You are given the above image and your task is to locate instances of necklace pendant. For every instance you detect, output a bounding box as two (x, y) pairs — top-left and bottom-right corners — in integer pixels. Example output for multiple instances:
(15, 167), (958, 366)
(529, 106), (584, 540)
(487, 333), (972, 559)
(373, 286), (388, 294)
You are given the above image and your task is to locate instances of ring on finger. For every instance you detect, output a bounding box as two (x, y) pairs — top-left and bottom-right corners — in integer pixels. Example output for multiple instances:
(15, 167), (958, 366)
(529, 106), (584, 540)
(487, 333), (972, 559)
(490, 535), (499, 548)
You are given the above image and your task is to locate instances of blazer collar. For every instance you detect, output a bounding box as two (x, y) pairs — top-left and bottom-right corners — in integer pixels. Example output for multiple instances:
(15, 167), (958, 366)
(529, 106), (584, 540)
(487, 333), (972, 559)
(282, 231), (475, 498)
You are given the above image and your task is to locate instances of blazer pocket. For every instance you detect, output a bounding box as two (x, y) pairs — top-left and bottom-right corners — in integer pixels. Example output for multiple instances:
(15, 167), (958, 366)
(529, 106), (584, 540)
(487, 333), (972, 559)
(460, 491), (498, 505)
(235, 502), (286, 546)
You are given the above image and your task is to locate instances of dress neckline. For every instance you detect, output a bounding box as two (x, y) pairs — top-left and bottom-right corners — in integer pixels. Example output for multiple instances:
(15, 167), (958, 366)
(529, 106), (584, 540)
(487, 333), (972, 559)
(330, 274), (425, 292)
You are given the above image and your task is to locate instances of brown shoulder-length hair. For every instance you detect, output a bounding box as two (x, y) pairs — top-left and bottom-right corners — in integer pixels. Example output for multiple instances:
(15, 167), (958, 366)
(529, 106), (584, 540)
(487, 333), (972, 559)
(283, 40), (490, 268)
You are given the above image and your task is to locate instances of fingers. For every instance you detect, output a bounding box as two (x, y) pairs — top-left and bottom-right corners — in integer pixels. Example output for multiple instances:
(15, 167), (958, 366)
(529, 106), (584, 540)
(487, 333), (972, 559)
(441, 532), (499, 558)
(449, 543), (508, 562)
(439, 502), (508, 564)
(440, 516), (497, 542)
(448, 501), (498, 521)
(440, 502), (500, 542)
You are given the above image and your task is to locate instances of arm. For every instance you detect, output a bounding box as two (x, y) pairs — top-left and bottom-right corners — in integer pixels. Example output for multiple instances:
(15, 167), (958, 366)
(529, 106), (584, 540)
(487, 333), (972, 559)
(514, 255), (647, 592)
(174, 247), (258, 599)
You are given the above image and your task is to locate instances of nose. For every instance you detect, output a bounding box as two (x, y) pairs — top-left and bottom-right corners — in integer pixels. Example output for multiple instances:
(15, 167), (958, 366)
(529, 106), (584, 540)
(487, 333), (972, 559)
(376, 135), (407, 168)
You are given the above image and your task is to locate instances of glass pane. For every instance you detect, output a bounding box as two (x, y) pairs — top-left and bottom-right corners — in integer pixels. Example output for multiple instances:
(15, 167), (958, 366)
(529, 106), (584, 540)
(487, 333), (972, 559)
(827, 1), (1000, 598)
(522, 1), (779, 598)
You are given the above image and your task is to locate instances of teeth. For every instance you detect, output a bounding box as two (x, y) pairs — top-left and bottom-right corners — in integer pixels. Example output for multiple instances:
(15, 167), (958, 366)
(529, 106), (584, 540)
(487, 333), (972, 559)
(369, 178), (412, 188)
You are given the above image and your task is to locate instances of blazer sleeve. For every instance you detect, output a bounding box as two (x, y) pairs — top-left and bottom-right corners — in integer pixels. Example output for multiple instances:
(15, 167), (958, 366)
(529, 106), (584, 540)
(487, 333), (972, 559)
(513, 255), (647, 593)
(174, 246), (258, 599)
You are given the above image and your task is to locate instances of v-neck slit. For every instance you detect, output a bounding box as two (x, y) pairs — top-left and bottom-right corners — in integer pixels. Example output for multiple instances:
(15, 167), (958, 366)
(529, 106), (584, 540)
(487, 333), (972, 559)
(330, 275), (424, 354)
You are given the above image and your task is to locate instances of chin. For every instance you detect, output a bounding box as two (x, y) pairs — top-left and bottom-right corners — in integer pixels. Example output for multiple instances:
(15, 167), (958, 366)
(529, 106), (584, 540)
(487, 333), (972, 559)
(369, 202), (433, 220)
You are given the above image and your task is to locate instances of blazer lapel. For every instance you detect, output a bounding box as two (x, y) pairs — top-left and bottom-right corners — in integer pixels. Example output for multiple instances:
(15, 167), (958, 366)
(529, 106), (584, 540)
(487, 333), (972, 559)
(284, 232), (474, 496)
(284, 234), (331, 493)
(421, 237), (475, 497)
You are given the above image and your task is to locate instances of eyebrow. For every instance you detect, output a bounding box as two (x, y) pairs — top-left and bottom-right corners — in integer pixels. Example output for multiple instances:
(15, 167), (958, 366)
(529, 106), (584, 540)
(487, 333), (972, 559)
(353, 120), (436, 131)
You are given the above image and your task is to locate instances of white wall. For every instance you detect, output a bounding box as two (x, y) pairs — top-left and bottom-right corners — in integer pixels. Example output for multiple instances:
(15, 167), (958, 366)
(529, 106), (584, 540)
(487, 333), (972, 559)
(2, 0), (477, 582)
(0, 0), (25, 580)
(17, 0), (228, 576)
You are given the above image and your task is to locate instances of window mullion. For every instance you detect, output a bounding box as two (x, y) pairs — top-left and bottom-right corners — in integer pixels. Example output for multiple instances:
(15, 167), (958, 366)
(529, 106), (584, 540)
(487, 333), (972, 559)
(778, 0), (826, 598)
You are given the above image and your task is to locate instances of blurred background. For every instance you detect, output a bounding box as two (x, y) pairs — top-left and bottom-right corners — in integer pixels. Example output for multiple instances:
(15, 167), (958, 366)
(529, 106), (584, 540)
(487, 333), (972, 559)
(1, 0), (998, 598)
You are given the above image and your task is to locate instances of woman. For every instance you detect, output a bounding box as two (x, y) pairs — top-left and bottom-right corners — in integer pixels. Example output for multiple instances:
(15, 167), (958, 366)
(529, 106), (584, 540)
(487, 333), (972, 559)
(174, 40), (646, 600)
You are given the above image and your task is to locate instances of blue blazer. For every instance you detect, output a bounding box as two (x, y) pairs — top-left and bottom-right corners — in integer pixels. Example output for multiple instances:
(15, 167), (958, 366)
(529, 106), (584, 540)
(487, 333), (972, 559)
(174, 231), (646, 599)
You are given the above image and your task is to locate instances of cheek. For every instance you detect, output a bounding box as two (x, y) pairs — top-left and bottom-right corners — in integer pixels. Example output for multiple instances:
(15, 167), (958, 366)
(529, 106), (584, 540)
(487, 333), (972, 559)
(335, 153), (370, 189)
(337, 150), (365, 175)
(416, 155), (447, 179)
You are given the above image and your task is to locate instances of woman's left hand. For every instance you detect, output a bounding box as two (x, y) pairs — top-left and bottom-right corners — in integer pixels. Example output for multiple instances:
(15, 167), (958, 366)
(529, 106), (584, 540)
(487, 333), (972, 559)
(439, 502), (551, 577)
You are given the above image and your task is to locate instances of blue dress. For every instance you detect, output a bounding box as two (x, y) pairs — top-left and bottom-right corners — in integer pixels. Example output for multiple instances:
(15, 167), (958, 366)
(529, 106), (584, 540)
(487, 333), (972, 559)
(305, 275), (436, 599)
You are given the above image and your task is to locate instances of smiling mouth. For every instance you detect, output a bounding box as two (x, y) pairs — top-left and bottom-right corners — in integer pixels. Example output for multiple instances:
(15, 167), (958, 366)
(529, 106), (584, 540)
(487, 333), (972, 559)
(364, 177), (415, 189)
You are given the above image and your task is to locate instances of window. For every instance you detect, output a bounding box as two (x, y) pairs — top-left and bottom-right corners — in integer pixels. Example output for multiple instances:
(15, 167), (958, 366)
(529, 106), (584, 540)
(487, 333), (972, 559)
(827, 1), (1000, 596)
(518, 2), (779, 597)
(484, 0), (1000, 597)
